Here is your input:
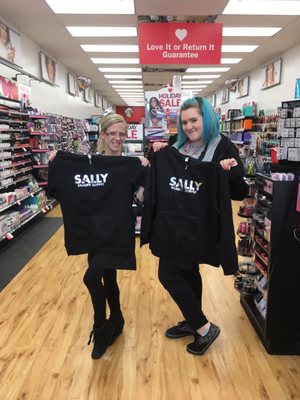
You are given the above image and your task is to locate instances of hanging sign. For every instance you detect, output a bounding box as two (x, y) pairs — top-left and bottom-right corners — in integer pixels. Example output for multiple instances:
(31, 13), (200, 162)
(139, 23), (222, 65)
(145, 86), (184, 140)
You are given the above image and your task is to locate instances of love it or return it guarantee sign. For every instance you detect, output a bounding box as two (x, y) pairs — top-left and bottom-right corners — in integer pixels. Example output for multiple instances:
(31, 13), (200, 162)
(139, 23), (222, 65)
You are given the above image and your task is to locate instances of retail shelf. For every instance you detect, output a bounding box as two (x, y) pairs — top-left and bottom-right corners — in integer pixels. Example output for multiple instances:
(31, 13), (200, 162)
(0, 188), (43, 213)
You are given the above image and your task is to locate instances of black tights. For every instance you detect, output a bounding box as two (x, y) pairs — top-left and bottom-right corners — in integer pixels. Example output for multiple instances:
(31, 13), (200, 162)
(158, 258), (208, 330)
(83, 267), (121, 327)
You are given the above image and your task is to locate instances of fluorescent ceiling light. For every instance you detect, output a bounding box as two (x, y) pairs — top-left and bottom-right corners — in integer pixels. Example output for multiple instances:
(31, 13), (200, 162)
(104, 75), (142, 79)
(223, 27), (281, 36)
(112, 85), (143, 88)
(116, 89), (144, 93)
(186, 67), (230, 72)
(181, 85), (208, 89)
(67, 27), (137, 37)
(99, 68), (141, 72)
(92, 58), (139, 64)
(82, 45), (139, 52)
(221, 58), (243, 64)
(183, 75), (221, 79)
(223, 0), (300, 15)
(44, 0), (135, 14)
(222, 45), (258, 52)
(121, 95), (144, 98)
(108, 80), (142, 84)
(180, 81), (213, 84)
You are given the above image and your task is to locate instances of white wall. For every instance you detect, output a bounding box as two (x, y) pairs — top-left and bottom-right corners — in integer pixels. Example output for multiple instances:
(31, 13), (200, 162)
(0, 30), (101, 119)
(1, 22), (300, 118)
(215, 42), (300, 114)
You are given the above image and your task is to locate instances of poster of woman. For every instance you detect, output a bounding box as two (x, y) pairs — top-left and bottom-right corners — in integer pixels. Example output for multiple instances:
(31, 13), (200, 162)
(261, 59), (282, 89)
(0, 21), (22, 66)
(68, 73), (79, 96)
(40, 52), (57, 85)
(236, 76), (249, 98)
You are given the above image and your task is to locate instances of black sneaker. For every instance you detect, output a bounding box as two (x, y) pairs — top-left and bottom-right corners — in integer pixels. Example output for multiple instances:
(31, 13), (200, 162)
(165, 321), (194, 338)
(186, 323), (220, 355)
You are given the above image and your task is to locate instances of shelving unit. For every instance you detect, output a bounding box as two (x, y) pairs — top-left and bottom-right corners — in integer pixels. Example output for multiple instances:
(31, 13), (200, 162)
(0, 97), (50, 245)
(239, 173), (300, 355)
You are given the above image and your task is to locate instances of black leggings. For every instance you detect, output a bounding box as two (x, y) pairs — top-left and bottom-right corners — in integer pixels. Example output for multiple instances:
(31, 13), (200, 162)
(158, 258), (208, 330)
(83, 267), (121, 327)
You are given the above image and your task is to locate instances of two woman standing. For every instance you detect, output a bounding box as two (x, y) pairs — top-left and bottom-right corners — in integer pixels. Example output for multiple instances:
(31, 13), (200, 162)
(50, 96), (247, 359)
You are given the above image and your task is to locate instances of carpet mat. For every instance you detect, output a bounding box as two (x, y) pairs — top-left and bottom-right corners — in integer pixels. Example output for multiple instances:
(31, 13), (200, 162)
(0, 217), (63, 291)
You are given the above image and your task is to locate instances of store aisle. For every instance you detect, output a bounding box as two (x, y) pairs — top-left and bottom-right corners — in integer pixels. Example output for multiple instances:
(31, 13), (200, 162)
(0, 205), (299, 400)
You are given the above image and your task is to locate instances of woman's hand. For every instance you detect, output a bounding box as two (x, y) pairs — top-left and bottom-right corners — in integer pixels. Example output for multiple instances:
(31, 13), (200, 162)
(220, 158), (238, 170)
(48, 150), (58, 162)
(138, 156), (150, 167)
(152, 142), (168, 152)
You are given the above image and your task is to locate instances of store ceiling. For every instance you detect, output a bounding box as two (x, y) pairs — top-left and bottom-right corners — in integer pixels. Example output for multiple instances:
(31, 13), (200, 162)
(1, 0), (300, 106)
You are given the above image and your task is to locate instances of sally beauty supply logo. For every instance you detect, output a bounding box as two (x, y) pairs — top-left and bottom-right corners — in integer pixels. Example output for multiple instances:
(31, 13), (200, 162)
(74, 173), (108, 188)
(169, 177), (203, 194)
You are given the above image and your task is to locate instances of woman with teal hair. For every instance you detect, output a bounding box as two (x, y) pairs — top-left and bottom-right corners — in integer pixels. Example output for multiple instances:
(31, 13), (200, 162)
(151, 96), (248, 356)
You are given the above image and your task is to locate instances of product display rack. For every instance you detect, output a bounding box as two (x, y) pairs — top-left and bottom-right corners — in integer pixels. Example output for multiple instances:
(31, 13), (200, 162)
(0, 96), (50, 246)
(239, 173), (300, 355)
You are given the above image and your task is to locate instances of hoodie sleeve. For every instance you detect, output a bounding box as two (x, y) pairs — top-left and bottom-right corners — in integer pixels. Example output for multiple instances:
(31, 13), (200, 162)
(218, 167), (239, 275)
(47, 157), (59, 200)
(226, 140), (249, 200)
(140, 153), (157, 246)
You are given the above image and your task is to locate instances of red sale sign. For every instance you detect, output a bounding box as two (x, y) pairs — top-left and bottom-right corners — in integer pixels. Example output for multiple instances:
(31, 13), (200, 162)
(139, 23), (222, 65)
(127, 124), (144, 141)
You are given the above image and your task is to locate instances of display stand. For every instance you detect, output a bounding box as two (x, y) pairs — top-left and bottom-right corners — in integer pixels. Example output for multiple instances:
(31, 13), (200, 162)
(0, 96), (49, 246)
(239, 173), (300, 355)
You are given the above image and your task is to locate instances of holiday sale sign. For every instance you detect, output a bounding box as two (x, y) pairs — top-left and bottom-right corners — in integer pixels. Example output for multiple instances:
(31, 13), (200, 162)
(139, 23), (222, 64)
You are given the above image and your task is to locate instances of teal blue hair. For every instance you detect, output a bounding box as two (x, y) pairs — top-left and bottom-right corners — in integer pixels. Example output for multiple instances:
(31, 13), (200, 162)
(174, 96), (220, 149)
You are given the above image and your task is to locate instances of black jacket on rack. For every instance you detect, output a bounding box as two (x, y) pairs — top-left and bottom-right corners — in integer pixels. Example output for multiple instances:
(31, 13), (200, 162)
(48, 151), (145, 269)
(141, 145), (246, 275)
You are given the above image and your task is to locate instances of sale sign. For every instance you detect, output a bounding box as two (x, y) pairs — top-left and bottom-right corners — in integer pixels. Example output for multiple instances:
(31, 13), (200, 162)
(127, 124), (144, 141)
(139, 23), (222, 65)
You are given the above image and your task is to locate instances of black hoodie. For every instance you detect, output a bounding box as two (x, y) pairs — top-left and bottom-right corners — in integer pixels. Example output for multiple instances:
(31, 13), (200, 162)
(141, 146), (243, 275)
(48, 151), (145, 269)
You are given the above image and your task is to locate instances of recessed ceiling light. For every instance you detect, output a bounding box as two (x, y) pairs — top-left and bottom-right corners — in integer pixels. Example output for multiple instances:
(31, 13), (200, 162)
(116, 89), (144, 93)
(112, 85), (143, 88)
(99, 68), (141, 72)
(108, 80), (142, 84)
(183, 75), (221, 79)
(222, 45), (258, 52)
(118, 94), (144, 97)
(45, 0), (135, 14)
(92, 58), (139, 64)
(223, 0), (300, 15)
(121, 95), (145, 98)
(181, 85), (208, 89)
(104, 75), (142, 79)
(186, 67), (231, 72)
(82, 45), (139, 52)
(66, 27), (137, 37)
(221, 58), (243, 64)
(223, 27), (282, 36)
(180, 81), (213, 84)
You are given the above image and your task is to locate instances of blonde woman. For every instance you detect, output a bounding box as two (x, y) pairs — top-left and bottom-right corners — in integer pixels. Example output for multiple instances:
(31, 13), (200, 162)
(49, 113), (148, 359)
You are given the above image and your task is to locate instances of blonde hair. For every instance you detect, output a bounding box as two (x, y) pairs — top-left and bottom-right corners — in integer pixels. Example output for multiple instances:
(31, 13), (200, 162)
(97, 113), (128, 154)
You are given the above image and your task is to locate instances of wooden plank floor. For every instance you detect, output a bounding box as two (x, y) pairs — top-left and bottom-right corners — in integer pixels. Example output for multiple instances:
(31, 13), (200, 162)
(0, 204), (300, 400)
